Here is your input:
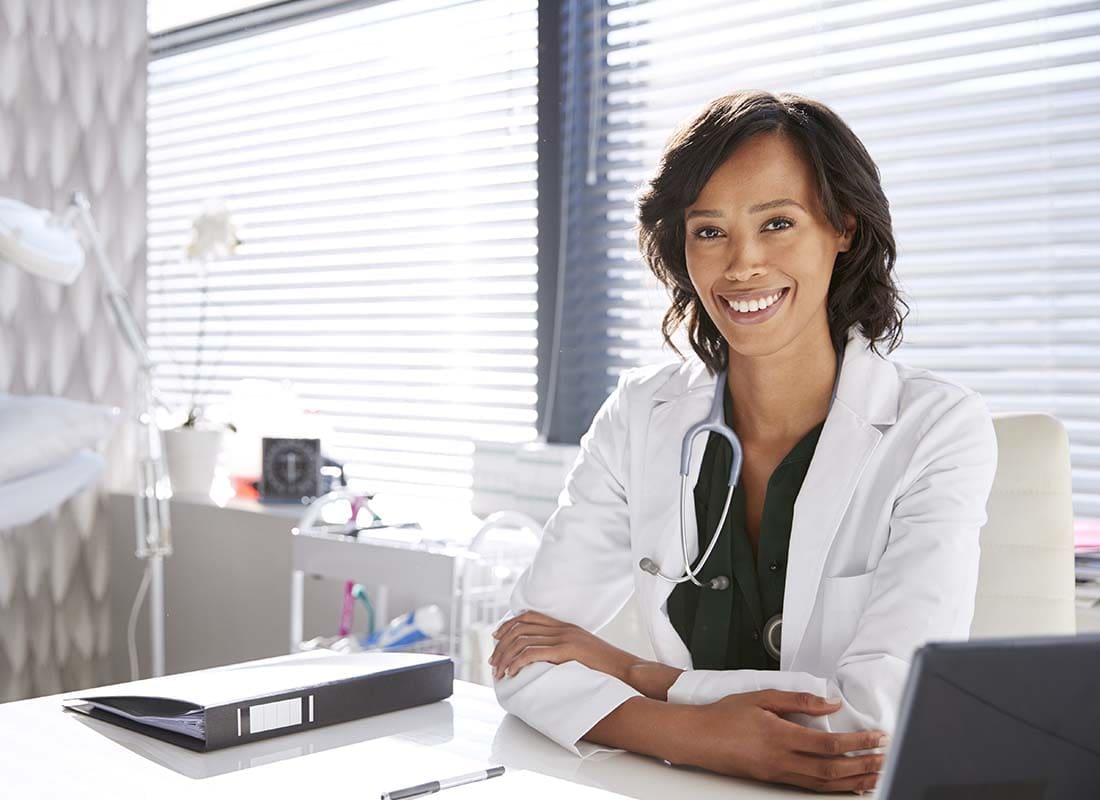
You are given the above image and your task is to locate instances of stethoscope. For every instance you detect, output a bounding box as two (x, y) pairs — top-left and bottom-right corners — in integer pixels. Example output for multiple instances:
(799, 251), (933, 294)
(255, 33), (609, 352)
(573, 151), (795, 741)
(639, 343), (845, 661)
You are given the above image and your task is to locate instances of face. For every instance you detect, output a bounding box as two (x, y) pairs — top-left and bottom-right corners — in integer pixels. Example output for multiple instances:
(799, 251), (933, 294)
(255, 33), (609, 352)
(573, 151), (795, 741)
(683, 132), (855, 359)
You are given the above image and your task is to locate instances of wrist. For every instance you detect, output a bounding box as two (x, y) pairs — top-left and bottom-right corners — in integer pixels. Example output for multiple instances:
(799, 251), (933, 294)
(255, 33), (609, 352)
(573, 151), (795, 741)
(609, 651), (642, 687)
(583, 696), (702, 766)
(656, 701), (706, 765)
(624, 660), (684, 701)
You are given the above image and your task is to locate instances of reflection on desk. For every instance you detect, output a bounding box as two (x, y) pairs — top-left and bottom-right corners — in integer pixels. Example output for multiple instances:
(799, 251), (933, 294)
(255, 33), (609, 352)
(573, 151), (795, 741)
(67, 698), (455, 780)
(2, 679), (805, 799)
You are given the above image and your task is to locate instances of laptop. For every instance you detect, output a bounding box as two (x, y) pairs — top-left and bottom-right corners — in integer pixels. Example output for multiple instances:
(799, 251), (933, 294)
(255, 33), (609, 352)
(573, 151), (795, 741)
(877, 632), (1100, 799)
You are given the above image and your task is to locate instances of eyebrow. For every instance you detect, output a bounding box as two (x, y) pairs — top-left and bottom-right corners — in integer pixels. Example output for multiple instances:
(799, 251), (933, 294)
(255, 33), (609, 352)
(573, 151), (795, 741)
(685, 198), (807, 220)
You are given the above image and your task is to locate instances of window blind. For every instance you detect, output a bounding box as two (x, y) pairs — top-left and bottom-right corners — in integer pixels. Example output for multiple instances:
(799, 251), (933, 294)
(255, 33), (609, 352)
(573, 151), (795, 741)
(558, 0), (1100, 519)
(147, 0), (540, 505)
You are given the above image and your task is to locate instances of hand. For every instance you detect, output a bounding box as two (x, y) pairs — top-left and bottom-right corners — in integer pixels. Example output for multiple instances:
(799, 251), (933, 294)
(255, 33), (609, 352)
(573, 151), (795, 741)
(489, 610), (635, 683)
(675, 690), (889, 794)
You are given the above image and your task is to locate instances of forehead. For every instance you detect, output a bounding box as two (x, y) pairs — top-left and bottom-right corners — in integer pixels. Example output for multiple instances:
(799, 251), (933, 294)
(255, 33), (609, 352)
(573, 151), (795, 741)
(690, 132), (817, 210)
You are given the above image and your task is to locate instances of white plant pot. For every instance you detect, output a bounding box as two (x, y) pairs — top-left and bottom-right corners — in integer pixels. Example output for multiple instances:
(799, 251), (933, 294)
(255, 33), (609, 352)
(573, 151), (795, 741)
(163, 428), (224, 497)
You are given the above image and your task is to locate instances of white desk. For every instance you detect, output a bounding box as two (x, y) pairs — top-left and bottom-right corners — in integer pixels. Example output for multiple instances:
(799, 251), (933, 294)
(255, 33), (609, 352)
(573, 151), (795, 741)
(0, 679), (805, 800)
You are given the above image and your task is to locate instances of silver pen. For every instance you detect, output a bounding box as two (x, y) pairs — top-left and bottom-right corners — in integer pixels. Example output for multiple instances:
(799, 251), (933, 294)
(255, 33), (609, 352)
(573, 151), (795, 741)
(380, 766), (506, 800)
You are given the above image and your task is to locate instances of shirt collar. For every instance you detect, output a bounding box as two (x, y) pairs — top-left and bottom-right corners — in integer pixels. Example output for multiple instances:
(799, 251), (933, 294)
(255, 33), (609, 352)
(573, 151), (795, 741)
(651, 325), (900, 427)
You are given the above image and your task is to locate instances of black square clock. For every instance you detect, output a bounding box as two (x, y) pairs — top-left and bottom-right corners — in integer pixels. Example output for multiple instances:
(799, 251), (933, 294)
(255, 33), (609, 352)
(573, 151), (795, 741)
(260, 437), (322, 502)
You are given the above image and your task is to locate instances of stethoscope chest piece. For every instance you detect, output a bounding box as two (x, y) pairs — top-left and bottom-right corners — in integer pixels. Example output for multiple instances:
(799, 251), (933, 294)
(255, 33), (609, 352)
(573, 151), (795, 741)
(763, 613), (782, 661)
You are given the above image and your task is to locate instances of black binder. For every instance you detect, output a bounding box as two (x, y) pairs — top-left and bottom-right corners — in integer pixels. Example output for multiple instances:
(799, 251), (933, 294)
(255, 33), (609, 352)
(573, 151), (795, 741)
(61, 650), (453, 752)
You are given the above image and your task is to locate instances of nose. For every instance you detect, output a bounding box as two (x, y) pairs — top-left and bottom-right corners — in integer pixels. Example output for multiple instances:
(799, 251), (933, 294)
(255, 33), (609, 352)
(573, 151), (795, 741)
(719, 236), (769, 283)
(723, 262), (767, 283)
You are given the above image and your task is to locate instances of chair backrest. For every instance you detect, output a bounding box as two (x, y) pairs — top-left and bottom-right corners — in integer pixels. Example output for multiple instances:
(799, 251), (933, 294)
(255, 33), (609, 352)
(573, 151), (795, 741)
(971, 413), (1077, 637)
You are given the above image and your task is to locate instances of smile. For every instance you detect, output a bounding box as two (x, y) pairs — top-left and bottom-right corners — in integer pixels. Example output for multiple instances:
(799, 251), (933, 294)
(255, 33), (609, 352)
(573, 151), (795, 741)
(719, 287), (790, 325)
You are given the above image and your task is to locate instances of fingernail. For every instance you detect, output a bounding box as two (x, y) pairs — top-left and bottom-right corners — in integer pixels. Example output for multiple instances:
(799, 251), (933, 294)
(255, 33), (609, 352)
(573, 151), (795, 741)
(878, 734), (891, 747)
(826, 696), (842, 704)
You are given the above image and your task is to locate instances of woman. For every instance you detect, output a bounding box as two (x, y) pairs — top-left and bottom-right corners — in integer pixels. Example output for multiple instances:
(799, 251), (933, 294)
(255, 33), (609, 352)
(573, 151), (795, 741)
(488, 91), (998, 795)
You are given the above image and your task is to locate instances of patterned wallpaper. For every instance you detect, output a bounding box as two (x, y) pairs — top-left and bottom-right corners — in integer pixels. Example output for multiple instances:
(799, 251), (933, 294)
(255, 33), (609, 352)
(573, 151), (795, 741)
(0, 0), (147, 700)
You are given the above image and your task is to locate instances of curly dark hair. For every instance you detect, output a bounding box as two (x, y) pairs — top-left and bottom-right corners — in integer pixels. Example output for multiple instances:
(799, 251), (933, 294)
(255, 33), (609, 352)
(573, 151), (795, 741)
(636, 90), (908, 374)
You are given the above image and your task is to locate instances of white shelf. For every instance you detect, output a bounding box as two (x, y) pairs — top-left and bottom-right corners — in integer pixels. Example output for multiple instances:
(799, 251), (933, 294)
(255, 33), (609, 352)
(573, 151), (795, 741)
(288, 527), (475, 670)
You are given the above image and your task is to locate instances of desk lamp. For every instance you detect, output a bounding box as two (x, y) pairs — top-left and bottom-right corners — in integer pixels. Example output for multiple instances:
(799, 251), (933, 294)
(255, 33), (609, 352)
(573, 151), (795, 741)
(0, 192), (172, 677)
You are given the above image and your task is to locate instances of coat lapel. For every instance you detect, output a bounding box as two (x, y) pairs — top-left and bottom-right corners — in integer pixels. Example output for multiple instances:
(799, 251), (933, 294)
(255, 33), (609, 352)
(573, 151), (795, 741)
(636, 326), (900, 671)
(781, 327), (899, 666)
(780, 406), (879, 667)
(636, 361), (712, 668)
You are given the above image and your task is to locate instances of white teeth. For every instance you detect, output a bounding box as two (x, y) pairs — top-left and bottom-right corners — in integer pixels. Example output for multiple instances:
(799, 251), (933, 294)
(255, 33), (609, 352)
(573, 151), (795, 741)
(725, 289), (784, 313)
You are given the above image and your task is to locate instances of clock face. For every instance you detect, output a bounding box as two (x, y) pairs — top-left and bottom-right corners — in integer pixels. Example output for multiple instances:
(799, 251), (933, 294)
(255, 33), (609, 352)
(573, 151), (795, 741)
(261, 438), (321, 500)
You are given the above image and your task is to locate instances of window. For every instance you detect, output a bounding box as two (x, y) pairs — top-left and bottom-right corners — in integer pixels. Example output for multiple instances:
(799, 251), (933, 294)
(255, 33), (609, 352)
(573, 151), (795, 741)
(558, 0), (1100, 518)
(146, 0), (540, 505)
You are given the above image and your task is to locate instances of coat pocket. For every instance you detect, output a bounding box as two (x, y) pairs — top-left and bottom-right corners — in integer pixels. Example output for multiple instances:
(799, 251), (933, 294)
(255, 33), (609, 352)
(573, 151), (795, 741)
(818, 570), (877, 665)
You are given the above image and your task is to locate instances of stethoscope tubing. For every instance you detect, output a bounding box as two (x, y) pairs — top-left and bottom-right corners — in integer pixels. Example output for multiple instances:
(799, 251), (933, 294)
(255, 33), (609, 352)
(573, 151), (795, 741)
(640, 343), (845, 594)
(677, 477), (733, 587)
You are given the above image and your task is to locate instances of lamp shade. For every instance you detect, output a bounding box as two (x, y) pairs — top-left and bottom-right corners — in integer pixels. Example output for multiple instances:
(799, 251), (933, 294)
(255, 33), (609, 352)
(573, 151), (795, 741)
(0, 197), (85, 285)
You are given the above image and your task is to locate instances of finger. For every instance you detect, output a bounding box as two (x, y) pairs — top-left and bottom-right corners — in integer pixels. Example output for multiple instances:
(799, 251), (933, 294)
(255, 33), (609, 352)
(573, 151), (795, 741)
(502, 644), (571, 677)
(754, 690), (843, 717)
(492, 635), (560, 677)
(494, 634), (562, 677)
(491, 623), (562, 663)
(782, 721), (890, 757)
(492, 610), (564, 638)
(778, 769), (880, 795)
(493, 612), (566, 639)
(493, 610), (566, 637)
(489, 624), (565, 664)
(783, 752), (885, 782)
(493, 611), (530, 638)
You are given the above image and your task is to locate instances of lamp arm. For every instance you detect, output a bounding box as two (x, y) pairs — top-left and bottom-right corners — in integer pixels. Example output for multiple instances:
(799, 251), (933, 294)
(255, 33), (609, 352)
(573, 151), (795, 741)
(68, 192), (153, 372)
(66, 192), (171, 677)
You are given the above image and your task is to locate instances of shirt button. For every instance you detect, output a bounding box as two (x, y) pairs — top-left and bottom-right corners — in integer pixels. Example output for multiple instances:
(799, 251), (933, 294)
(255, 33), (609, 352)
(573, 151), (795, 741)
(752, 630), (760, 641)
(769, 561), (779, 572)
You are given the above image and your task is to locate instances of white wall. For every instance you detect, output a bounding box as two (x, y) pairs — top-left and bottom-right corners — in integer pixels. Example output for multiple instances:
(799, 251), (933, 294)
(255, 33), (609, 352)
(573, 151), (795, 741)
(0, 0), (147, 699)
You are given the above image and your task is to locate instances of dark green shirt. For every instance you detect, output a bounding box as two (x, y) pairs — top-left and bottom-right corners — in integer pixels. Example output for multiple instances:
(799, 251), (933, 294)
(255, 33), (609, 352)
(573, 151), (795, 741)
(667, 384), (824, 670)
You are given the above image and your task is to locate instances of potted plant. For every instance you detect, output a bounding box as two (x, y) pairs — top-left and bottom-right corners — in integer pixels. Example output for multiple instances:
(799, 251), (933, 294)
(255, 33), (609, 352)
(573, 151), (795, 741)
(162, 204), (240, 497)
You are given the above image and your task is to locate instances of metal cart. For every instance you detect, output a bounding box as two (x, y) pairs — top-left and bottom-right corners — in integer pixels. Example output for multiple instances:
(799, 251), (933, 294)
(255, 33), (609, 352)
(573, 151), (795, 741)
(289, 491), (542, 683)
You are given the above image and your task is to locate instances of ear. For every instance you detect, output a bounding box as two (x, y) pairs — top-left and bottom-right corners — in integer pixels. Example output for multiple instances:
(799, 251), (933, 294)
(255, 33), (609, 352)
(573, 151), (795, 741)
(837, 213), (857, 253)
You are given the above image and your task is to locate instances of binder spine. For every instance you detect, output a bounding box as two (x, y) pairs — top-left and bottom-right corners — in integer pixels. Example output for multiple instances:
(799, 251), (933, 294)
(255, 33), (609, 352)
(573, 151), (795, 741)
(205, 658), (454, 750)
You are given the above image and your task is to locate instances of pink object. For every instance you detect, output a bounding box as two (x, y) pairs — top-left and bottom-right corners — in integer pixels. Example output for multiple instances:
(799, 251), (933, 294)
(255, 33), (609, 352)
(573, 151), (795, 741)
(337, 495), (368, 636)
(338, 581), (355, 636)
(1074, 517), (1100, 552)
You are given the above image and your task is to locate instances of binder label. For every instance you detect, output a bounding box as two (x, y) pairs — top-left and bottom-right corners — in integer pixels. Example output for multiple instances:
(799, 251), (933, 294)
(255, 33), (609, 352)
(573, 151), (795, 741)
(248, 697), (303, 734)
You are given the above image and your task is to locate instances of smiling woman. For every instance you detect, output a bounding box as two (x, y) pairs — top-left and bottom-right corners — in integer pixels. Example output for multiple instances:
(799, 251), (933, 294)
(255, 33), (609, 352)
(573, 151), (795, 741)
(490, 90), (999, 796)
(638, 92), (907, 374)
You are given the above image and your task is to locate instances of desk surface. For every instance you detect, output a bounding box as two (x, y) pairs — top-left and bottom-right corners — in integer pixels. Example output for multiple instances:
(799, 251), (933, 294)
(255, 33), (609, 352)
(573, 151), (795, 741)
(0, 678), (808, 800)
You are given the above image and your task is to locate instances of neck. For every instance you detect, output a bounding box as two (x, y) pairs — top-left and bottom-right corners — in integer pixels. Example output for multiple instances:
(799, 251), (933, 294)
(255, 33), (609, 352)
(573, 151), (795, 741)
(725, 324), (839, 446)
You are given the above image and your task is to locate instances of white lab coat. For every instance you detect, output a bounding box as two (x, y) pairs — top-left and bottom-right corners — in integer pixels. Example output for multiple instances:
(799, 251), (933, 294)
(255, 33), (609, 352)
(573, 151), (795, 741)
(493, 325), (999, 756)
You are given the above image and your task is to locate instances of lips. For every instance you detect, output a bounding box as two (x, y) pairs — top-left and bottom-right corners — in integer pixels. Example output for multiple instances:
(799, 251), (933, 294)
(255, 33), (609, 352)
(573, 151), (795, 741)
(719, 286), (790, 325)
(718, 287), (789, 304)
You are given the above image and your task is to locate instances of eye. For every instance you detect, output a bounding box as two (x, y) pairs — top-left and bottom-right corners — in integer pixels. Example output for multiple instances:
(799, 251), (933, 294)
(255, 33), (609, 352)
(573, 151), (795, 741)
(764, 217), (794, 231)
(692, 226), (723, 240)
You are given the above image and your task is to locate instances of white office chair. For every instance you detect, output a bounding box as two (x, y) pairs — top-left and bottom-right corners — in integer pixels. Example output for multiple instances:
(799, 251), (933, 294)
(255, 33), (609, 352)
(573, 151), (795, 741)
(971, 413), (1077, 637)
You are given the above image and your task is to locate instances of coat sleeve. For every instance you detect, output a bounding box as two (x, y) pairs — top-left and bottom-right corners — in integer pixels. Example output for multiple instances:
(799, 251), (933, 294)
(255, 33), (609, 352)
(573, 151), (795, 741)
(666, 392), (999, 735)
(492, 370), (643, 756)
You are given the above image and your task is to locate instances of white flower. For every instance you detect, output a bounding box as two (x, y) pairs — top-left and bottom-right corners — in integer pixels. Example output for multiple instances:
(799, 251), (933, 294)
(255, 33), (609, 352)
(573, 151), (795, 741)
(186, 205), (240, 262)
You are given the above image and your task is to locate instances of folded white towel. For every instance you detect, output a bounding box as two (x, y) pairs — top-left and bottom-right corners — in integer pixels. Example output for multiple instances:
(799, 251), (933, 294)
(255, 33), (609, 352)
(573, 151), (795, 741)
(0, 393), (118, 483)
(0, 450), (105, 530)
